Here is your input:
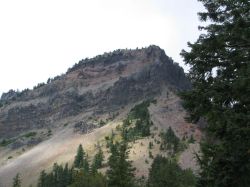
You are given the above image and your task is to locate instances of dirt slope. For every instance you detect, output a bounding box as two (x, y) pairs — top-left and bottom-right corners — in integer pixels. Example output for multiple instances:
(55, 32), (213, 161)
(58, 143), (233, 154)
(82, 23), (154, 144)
(0, 90), (201, 187)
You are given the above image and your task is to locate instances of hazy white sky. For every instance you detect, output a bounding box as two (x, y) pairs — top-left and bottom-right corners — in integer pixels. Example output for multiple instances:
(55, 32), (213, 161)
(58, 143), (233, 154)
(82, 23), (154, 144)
(0, 0), (204, 95)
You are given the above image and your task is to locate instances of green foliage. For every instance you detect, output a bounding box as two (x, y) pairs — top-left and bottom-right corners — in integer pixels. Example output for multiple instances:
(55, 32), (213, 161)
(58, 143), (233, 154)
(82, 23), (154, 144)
(128, 100), (151, 120)
(99, 119), (106, 127)
(69, 171), (107, 187)
(12, 173), (21, 187)
(160, 127), (186, 155)
(188, 135), (195, 144)
(107, 139), (136, 187)
(0, 138), (15, 147)
(38, 163), (73, 187)
(37, 164), (107, 187)
(122, 100), (154, 141)
(148, 141), (154, 149)
(148, 155), (196, 187)
(105, 130), (116, 148)
(22, 132), (37, 138)
(33, 82), (45, 89)
(74, 144), (89, 172)
(180, 0), (250, 186)
(91, 147), (104, 174)
(0, 132), (37, 147)
(37, 145), (107, 187)
(149, 151), (154, 159)
(74, 144), (84, 168)
(37, 170), (47, 187)
(47, 129), (52, 136)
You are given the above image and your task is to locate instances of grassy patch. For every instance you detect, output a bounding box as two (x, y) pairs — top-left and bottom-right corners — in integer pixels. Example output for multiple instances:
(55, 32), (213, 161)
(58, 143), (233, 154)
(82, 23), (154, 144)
(22, 132), (37, 138)
(0, 139), (15, 147)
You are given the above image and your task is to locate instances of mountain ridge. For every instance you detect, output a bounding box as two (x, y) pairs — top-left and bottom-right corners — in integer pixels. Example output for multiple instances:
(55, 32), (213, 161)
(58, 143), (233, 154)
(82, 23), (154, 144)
(0, 45), (199, 187)
(0, 45), (190, 139)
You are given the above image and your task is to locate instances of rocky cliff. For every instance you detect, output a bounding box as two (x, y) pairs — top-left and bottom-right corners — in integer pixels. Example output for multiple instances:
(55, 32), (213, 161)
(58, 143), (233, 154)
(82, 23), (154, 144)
(0, 45), (190, 140)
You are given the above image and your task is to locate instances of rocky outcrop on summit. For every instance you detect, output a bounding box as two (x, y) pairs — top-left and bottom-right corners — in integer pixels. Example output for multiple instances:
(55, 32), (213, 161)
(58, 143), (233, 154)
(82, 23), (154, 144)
(0, 45), (190, 139)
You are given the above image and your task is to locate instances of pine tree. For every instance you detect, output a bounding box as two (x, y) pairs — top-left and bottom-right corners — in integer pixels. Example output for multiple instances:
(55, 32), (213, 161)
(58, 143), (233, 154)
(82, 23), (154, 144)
(38, 170), (47, 187)
(12, 173), (21, 187)
(107, 140), (135, 187)
(180, 0), (250, 186)
(83, 154), (89, 173)
(91, 147), (104, 174)
(63, 163), (73, 185)
(70, 170), (107, 187)
(148, 155), (196, 187)
(37, 163), (73, 187)
(74, 144), (85, 168)
(74, 144), (89, 174)
(160, 127), (180, 155)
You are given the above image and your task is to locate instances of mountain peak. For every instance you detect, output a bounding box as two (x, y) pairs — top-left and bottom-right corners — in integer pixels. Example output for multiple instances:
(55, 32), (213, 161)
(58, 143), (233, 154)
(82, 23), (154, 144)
(0, 46), (190, 139)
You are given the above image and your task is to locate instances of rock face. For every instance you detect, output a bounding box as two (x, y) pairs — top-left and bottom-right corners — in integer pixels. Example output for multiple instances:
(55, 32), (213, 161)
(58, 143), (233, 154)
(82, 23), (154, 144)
(0, 45), (190, 139)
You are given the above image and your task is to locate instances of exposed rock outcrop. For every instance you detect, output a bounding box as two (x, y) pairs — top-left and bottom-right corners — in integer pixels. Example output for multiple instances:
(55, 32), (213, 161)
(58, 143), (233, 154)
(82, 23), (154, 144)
(0, 45), (190, 139)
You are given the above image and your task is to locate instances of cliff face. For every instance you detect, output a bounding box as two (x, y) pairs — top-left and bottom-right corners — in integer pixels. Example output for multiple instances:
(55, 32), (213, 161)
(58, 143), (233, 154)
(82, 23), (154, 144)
(0, 45), (190, 139)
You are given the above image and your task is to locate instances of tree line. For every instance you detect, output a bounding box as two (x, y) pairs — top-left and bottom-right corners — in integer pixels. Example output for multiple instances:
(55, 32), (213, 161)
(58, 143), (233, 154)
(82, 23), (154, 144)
(12, 127), (196, 187)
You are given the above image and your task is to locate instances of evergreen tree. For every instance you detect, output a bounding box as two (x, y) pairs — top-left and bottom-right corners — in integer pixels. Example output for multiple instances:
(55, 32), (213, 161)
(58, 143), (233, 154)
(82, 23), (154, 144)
(160, 127), (181, 155)
(63, 163), (73, 185)
(12, 173), (21, 187)
(74, 144), (85, 168)
(37, 163), (73, 187)
(91, 147), (104, 174)
(107, 140), (135, 187)
(83, 154), (89, 173)
(70, 170), (107, 187)
(180, 0), (250, 186)
(74, 144), (89, 174)
(148, 155), (196, 187)
(37, 170), (47, 187)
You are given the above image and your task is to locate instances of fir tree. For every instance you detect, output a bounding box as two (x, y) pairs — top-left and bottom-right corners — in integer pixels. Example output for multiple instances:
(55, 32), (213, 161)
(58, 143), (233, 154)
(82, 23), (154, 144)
(74, 144), (89, 174)
(70, 170), (107, 187)
(37, 163), (73, 187)
(12, 173), (21, 187)
(180, 0), (250, 186)
(148, 155), (196, 187)
(37, 170), (47, 187)
(74, 144), (85, 168)
(83, 154), (89, 173)
(160, 127), (180, 155)
(107, 140), (135, 187)
(91, 147), (104, 174)
(63, 163), (73, 185)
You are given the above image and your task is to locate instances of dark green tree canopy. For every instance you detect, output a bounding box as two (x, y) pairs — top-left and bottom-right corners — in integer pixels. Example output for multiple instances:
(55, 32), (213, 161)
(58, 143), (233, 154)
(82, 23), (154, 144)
(91, 147), (104, 174)
(148, 155), (196, 187)
(73, 144), (89, 173)
(12, 173), (21, 187)
(74, 144), (85, 168)
(107, 140), (135, 187)
(180, 0), (250, 186)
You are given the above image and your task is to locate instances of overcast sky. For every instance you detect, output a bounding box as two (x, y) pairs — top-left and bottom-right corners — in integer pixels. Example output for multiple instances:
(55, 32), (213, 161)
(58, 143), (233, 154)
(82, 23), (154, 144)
(0, 0), (204, 95)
